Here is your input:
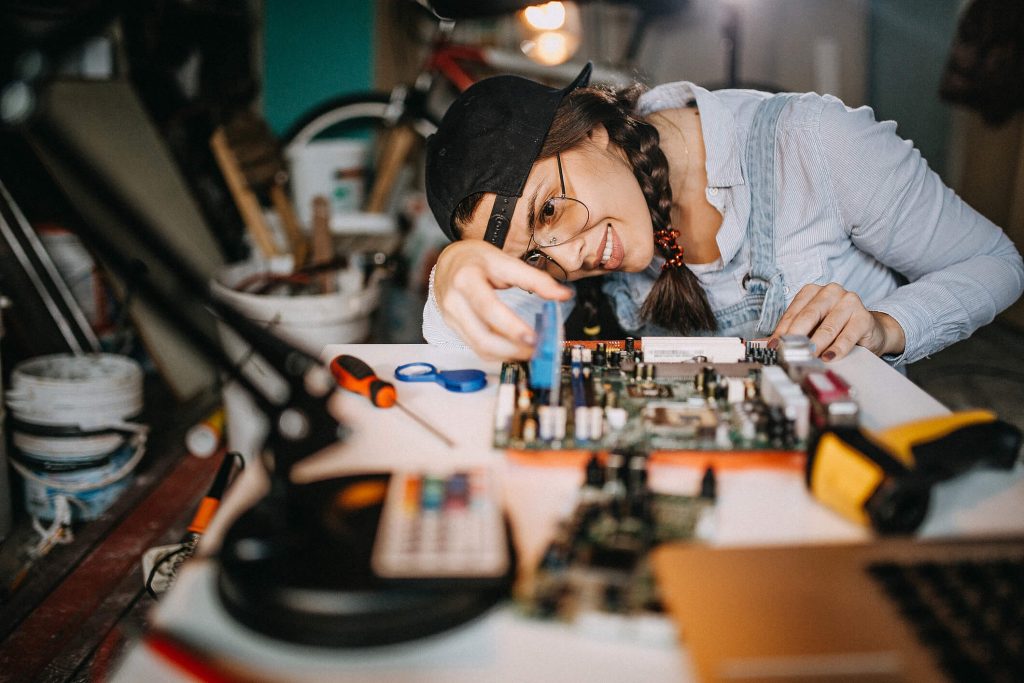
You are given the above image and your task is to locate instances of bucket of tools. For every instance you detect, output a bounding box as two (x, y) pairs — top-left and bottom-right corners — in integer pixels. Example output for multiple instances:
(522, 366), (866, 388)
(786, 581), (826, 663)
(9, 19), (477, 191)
(211, 255), (383, 355)
(5, 353), (147, 522)
(211, 251), (388, 458)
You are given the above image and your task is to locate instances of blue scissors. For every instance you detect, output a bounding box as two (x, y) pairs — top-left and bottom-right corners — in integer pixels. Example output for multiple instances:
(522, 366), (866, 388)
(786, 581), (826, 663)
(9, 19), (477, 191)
(394, 362), (487, 393)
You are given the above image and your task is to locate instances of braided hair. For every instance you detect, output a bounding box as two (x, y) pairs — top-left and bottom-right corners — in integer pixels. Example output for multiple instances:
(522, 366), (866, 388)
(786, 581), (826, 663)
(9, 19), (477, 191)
(454, 84), (717, 333)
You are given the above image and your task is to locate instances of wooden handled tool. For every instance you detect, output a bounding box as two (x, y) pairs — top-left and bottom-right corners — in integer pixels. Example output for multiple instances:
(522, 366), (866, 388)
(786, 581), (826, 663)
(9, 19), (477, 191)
(311, 195), (336, 293)
(212, 111), (309, 267)
(210, 127), (280, 258)
(365, 124), (417, 214)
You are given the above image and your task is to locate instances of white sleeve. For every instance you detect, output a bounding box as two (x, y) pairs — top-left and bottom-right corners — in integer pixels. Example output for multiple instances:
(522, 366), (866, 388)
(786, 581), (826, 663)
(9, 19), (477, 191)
(421, 266), (468, 349)
(421, 265), (576, 348)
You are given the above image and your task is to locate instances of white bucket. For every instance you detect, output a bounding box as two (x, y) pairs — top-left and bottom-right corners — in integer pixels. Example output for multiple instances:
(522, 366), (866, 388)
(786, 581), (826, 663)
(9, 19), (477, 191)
(211, 257), (384, 458)
(211, 258), (382, 355)
(329, 211), (396, 235)
(14, 431), (125, 462)
(6, 353), (143, 431)
(287, 139), (368, 226)
(18, 440), (142, 522)
(4, 353), (147, 521)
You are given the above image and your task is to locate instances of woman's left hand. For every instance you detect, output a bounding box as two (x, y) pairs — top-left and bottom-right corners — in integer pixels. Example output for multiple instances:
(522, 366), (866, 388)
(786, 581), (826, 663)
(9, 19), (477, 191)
(771, 283), (906, 361)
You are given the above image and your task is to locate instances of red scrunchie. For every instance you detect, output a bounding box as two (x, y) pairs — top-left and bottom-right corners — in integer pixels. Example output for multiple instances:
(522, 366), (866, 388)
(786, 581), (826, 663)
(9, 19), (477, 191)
(654, 227), (685, 270)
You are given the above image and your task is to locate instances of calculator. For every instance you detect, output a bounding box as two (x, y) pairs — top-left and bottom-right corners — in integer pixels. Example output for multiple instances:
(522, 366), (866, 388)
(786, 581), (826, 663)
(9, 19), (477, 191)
(372, 468), (510, 581)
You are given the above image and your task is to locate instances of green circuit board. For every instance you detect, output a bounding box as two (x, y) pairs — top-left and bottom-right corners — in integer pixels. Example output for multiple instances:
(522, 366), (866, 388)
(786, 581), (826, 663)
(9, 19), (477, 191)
(494, 340), (807, 454)
(519, 453), (716, 622)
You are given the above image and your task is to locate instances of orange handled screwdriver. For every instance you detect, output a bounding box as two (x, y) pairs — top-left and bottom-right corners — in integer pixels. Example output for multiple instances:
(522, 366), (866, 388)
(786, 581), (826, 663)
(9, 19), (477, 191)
(329, 354), (455, 447)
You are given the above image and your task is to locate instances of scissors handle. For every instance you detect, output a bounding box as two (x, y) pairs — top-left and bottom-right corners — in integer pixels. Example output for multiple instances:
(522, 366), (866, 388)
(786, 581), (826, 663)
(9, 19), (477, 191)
(394, 362), (439, 383)
(393, 362), (487, 393)
(435, 369), (487, 393)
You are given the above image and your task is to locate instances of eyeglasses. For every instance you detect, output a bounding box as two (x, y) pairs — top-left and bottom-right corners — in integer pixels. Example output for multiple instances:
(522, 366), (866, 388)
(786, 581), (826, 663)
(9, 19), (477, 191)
(521, 153), (591, 282)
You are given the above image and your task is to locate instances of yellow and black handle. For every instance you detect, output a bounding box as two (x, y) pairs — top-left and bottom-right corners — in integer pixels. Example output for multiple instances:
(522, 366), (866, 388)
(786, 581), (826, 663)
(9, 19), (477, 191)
(807, 410), (1021, 533)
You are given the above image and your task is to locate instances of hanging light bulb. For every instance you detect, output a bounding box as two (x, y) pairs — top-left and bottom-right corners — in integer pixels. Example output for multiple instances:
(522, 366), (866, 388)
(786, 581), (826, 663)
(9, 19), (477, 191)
(523, 2), (567, 30)
(517, 1), (582, 66)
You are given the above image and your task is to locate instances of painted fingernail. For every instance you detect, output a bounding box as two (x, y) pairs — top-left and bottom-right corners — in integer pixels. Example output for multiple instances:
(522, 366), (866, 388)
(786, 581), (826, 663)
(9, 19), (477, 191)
(766, 337), (779, 350)
(822, 350), (836, 361)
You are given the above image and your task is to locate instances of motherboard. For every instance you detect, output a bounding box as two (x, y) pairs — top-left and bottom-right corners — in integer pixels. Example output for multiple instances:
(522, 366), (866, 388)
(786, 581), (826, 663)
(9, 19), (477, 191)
(494, 334), (855, 458)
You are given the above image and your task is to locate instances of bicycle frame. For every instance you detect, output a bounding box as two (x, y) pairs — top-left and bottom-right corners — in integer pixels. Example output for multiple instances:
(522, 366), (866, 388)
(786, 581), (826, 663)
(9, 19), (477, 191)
(427, 43), (488, 93)
(419, 22), (631, 98)
(284, 7), (633, 216)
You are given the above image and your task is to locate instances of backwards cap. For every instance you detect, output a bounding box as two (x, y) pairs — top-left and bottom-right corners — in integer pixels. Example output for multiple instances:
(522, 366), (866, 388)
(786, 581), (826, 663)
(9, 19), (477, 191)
(425, 63), (592, 248)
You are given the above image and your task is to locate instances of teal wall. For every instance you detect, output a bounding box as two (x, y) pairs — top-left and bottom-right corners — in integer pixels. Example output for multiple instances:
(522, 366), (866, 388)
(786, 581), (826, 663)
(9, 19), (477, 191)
(869, 0), (961, 179)
(263, 1), (375, 136)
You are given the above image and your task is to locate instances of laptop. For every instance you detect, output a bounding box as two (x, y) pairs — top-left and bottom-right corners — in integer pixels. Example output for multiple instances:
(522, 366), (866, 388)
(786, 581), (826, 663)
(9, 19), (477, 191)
(652, 536), (1024, 682)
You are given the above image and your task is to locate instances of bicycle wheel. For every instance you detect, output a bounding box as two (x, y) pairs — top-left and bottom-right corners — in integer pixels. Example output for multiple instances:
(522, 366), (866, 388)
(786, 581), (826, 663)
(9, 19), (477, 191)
(281, 91), (439, 217)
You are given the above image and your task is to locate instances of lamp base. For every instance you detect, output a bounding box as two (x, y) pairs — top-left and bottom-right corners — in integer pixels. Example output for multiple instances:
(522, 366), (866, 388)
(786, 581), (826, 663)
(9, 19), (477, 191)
(216, 473), (514, 647)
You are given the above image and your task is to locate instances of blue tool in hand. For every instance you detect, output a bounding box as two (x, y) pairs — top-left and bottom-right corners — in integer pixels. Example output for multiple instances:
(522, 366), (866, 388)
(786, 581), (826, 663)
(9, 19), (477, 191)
(394, 362), (487, 393)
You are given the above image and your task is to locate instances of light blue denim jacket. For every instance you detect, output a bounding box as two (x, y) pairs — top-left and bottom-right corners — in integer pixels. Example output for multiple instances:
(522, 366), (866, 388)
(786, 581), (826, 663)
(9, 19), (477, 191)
(423, 82), (1024, 365)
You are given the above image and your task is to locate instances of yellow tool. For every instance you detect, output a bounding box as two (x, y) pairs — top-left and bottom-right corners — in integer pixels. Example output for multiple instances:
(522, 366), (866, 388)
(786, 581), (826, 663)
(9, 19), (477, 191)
(807, 410), (1021, 533)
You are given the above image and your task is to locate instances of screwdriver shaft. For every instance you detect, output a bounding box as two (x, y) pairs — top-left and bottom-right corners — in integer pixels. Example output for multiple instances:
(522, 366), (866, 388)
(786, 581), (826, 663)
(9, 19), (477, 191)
(395, 401), (456, 448)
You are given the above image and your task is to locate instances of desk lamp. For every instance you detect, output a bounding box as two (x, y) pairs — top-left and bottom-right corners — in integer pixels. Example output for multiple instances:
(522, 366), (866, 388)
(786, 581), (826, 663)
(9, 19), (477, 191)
(1, 2), (512, 647)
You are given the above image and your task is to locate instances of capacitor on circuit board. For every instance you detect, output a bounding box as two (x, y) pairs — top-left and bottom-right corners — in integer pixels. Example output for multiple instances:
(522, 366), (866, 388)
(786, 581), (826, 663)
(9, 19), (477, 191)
(494, 382), (516, 438)
(588, 406), (604, 441)
(574, 406), (590, 441)
(553, 406), (567, 440)
(538, 405), (554, 441)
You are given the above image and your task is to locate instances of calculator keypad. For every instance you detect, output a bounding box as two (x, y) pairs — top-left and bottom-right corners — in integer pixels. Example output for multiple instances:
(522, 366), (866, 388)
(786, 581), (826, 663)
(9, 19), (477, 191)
(373, 469), (508, 579)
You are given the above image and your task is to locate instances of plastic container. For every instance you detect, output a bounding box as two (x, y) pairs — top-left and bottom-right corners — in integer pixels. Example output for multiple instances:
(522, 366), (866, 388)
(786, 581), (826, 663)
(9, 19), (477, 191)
(5, 352), (146, 521)
(211, 258), (382, 356)
(287, 139), (368, 226)
(13, 430), (126, 464)
(211, 257), (385, 459)
(6, 353), (143, 430)
(329, 211), (396, 235)
(19, 441), (140, 522)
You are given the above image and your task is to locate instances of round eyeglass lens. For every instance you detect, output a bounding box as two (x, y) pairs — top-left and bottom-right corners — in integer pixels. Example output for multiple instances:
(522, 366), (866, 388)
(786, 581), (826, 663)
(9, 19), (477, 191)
(523, 251), (568, 282)
(532, 196), (590, 247)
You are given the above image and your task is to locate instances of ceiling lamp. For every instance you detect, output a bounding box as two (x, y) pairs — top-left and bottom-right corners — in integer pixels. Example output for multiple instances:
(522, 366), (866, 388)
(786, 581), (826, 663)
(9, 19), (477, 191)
(517, 1), (582, 66)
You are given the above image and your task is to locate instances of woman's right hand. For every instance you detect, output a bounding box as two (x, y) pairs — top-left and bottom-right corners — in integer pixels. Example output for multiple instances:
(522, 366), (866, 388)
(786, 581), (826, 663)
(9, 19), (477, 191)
(433, 241), (573, 361)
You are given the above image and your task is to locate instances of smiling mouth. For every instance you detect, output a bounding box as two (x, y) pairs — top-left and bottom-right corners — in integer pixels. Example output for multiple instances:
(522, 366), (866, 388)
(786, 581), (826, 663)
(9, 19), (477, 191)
(597, 224), (624, 270)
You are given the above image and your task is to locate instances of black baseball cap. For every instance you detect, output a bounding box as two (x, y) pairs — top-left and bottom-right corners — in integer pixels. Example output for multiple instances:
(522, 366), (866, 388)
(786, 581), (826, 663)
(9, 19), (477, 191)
(425, 62), (593, 248)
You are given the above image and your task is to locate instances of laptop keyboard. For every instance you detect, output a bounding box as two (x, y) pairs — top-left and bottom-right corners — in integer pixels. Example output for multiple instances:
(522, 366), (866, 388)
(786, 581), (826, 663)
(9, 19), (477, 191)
(868, 555), (1024, 683)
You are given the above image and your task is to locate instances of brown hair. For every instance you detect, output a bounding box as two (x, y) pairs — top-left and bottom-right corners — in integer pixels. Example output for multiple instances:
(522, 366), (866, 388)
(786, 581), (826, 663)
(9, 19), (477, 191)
(453, 84), (716, 333)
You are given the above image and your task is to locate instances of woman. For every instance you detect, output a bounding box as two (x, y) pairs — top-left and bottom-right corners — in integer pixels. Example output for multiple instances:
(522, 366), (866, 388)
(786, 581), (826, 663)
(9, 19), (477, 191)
(422, 64), (1024, 365)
